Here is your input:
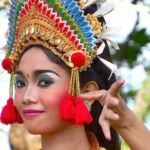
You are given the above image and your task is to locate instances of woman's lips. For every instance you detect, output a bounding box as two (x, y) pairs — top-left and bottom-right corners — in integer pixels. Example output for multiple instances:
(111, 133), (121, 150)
(23, 109), (44, 117)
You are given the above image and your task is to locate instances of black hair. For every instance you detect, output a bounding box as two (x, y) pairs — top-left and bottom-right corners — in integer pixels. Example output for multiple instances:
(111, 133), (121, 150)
(22, 43), (120, 150)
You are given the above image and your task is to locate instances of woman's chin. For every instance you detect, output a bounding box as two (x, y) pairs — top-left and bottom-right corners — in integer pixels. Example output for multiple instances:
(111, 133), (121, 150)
(26, 123), (71, 136)
(26, 126), (43, 135)
(25, 124), (62, 135)
(28, 130), (41, 135)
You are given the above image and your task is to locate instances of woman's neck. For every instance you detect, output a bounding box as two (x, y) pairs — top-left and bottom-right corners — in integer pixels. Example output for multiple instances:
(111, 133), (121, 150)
(41, 125), (91, 150)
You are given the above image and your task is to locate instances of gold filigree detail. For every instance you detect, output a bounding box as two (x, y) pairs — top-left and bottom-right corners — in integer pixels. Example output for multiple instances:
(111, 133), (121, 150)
(87, 14), (103, 36)
(76, 0), (88, 8)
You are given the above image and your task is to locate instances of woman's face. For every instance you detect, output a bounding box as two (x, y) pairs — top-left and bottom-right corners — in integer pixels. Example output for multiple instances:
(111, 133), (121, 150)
(14, 47), (70, 134)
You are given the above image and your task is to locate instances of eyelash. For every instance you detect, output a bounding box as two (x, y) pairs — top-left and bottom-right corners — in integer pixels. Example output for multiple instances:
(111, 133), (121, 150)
(38, 78), (54, 87)
(15, 80), (26, 88)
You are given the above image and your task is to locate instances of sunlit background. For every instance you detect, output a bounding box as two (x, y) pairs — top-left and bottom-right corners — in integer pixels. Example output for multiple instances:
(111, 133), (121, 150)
(0, 0), (150, 149)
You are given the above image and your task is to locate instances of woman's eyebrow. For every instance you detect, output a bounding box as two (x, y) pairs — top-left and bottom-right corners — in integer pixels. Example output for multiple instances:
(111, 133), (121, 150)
(14, 71), (24, 76)
(15, 70), (60, 77)
(33, 70), (60, 77)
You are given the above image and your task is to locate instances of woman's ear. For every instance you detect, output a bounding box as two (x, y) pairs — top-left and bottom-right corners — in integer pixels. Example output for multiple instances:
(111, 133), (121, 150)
(81, 81), (99, 93)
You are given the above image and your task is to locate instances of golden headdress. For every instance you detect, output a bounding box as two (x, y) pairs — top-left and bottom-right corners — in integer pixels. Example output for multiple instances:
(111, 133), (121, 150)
(1, 0), (118, 125)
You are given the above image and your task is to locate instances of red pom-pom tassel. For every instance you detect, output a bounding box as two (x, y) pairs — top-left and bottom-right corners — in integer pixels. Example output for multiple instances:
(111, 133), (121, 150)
(60, 93), (93, 125)
(0, 98), (23, 124)
(70, 51), (86, 67)
(60, 93), (75, 122)
(75, 97), (93, 125)
(2, 57), (13, 72)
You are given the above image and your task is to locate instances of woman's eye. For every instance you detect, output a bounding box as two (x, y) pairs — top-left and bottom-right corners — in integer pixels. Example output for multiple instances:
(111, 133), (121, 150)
(15, 80), (26, 88)
(38, 78), (54, 87)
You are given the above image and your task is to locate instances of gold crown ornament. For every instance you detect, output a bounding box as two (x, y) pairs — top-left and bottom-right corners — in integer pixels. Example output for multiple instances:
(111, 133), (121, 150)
(1, 0), (118, 125)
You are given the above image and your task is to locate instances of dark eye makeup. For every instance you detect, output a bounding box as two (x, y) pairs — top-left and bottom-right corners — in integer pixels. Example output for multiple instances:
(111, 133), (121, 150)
(14, 76), (26, 88)
(37, 76), (54, 87)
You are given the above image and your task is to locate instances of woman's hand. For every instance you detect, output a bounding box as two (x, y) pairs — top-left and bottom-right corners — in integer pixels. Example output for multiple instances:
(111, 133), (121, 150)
(80, 80), (131, 140)
(80, 80), (150, 150)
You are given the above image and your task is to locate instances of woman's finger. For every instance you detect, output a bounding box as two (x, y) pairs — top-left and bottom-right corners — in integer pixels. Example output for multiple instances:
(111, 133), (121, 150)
(104, 109), (120, 120)
(99, 117), (111, 140)
(80, 90), (107, 105)
(109, 80), (124, 96)
(106, 97), (119, 109)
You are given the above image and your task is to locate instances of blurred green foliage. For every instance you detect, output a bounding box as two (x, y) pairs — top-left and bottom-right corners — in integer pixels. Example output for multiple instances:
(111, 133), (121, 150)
(114, 28), (150, 67)
(140, 75), (150, 119)
(121, 140), (130, 150)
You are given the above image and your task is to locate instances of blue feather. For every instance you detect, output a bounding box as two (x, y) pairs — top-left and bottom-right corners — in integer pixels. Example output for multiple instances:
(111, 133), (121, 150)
(84, 32), (93, 38)
(79, 23), (88, 29)
(59, 0), (95, 49)
(67, 1), (76, 11)
(76, 16), (85, 25)
(63, 0), (72, 7)
(70, 7), (79, 15)
(80, 26), (91, 32)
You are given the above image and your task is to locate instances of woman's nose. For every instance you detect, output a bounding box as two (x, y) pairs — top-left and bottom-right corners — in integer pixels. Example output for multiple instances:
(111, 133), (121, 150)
(23, 86), (39, 104)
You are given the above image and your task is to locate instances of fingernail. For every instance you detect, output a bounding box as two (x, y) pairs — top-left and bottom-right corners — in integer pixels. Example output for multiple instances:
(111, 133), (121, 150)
(119, 80), (124, 84)
(118, 80), (125, 87)
(107, 136), (111, 141)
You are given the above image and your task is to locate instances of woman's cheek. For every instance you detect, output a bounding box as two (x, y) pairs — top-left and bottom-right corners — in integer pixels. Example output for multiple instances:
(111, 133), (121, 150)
(41, 86), (69, 108)
(14, 92), (23, 113)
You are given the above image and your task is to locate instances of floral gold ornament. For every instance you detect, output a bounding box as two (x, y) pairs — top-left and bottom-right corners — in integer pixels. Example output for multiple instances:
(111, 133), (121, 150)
(77, 0), (88, 8)
(87, 14), (103, 36)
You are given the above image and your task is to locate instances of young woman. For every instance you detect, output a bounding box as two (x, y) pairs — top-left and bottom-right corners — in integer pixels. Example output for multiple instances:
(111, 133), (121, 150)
(11, 43), (150, 150)
(13, 44), (120, 150)
(1, 0), (150, 150)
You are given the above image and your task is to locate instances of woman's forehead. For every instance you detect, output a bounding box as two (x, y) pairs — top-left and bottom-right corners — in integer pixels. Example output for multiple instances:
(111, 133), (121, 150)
(18, 48), (51, 66)
(16, 47), (69, 78)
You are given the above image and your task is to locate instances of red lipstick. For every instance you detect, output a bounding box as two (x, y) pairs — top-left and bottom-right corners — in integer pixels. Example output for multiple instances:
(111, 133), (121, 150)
(23, 109), (44, 117)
